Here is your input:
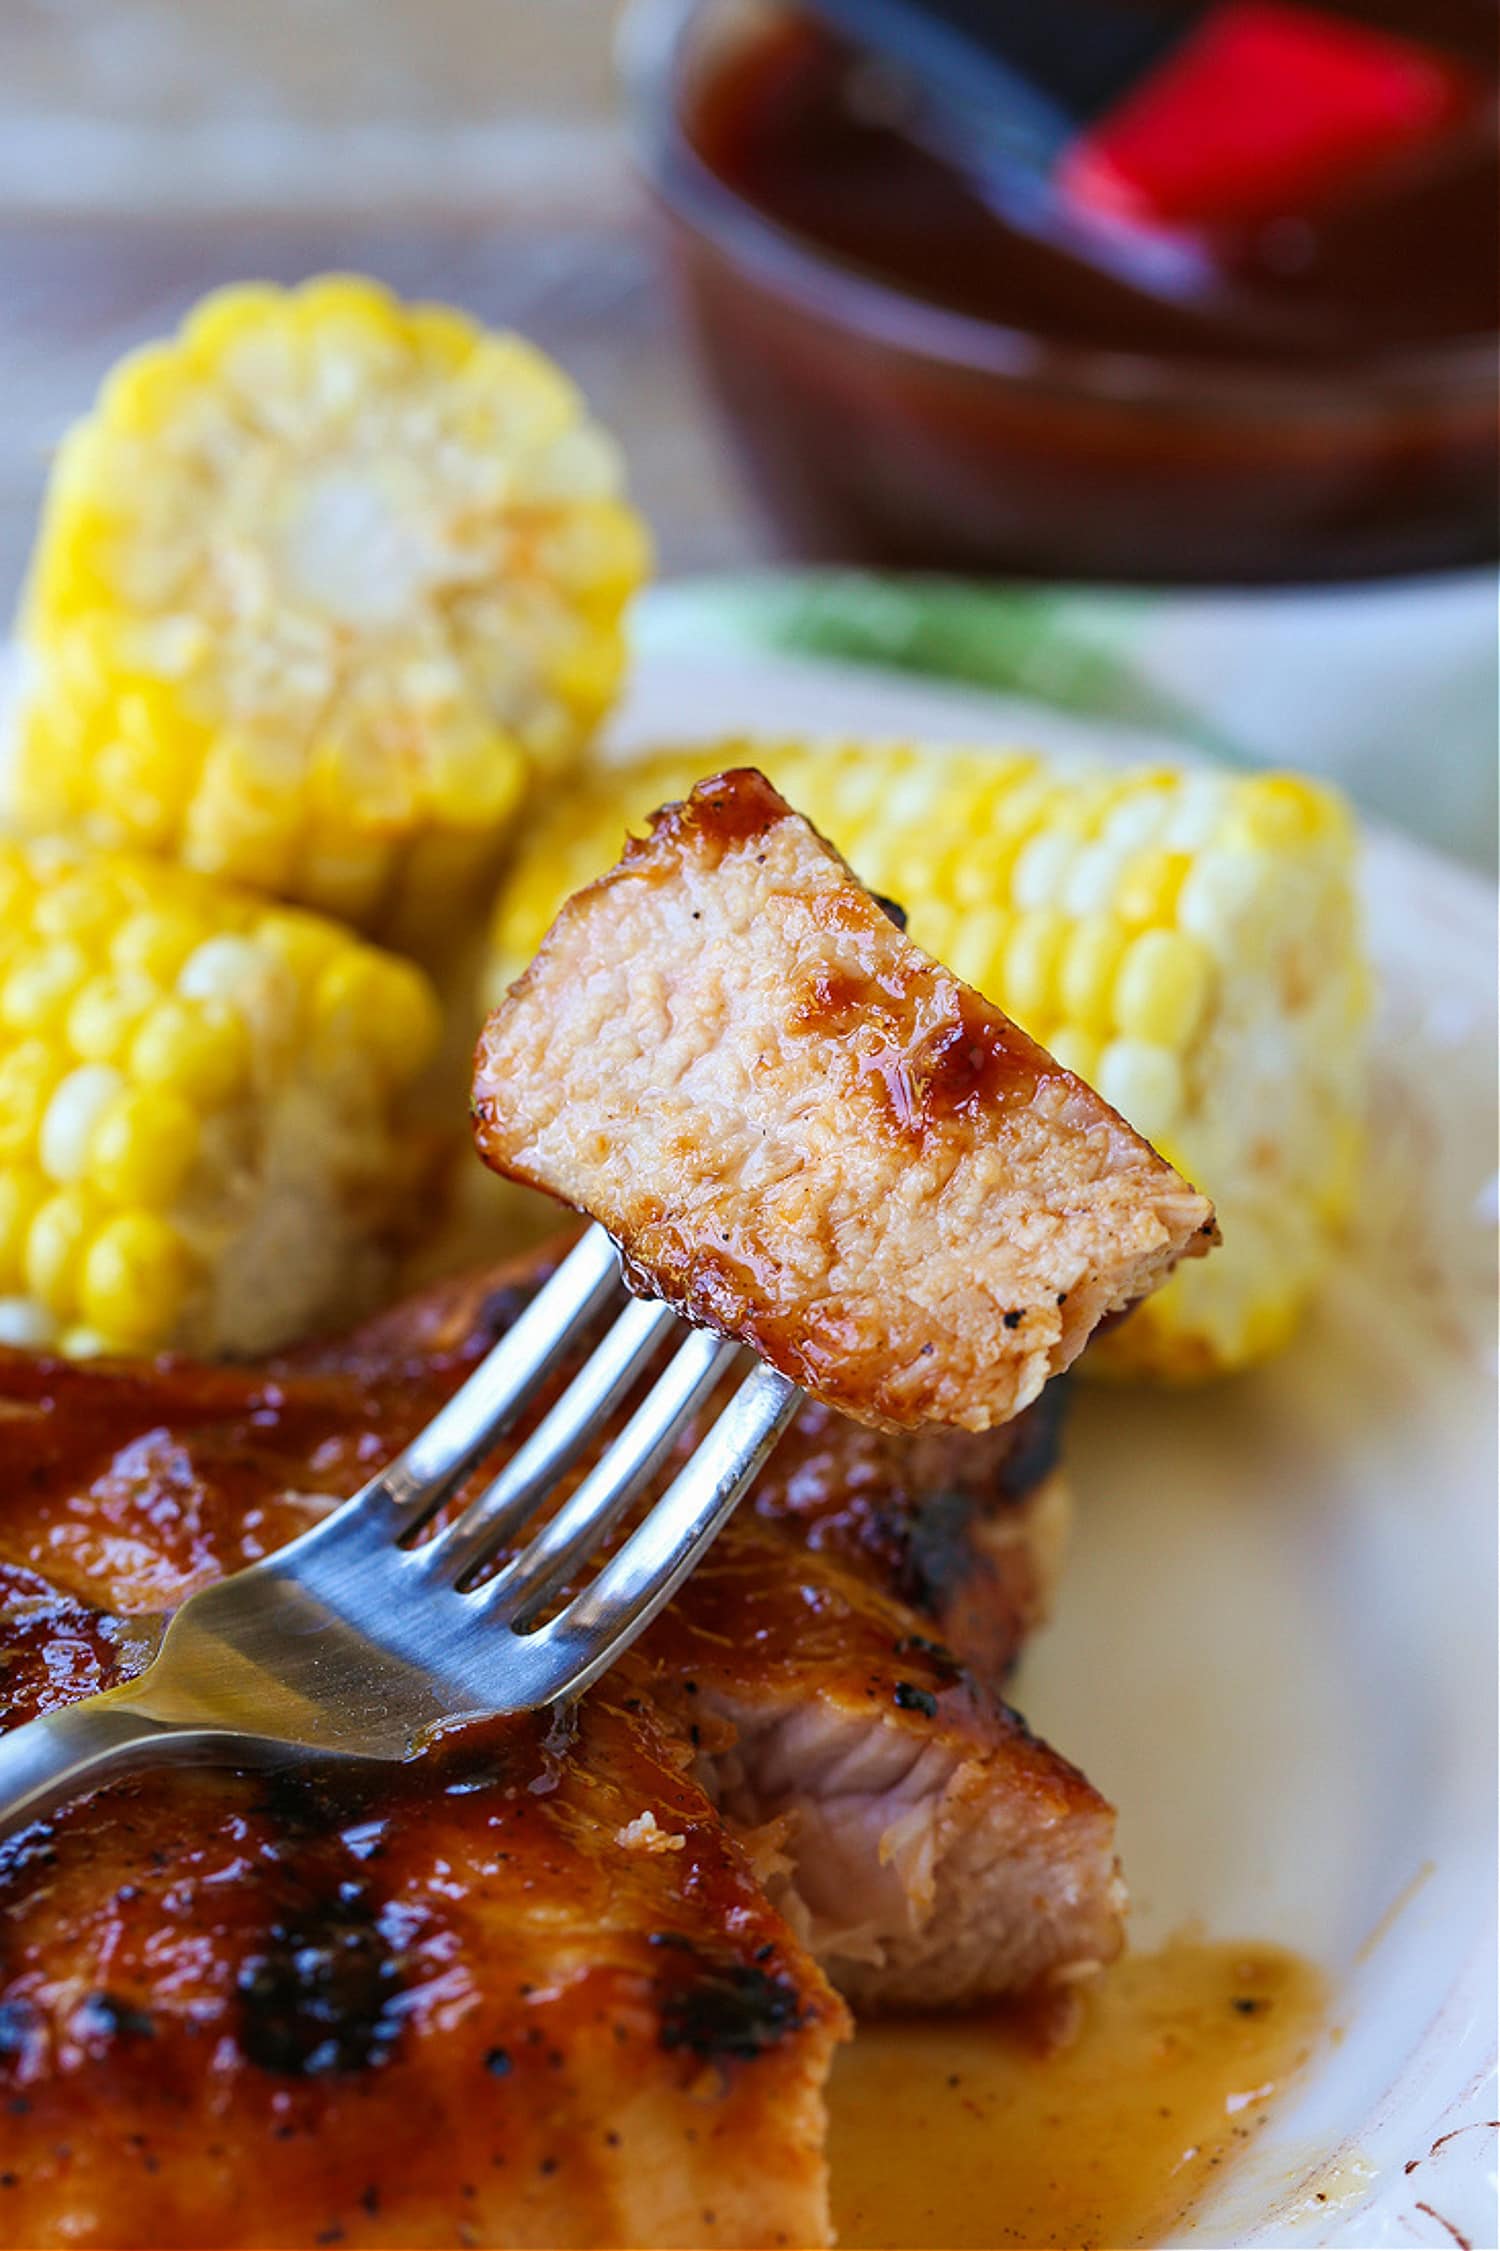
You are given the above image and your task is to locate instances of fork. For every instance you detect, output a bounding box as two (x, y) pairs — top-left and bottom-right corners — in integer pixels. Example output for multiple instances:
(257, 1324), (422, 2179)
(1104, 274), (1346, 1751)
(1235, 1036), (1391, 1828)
(0, 1225), (801, 1844)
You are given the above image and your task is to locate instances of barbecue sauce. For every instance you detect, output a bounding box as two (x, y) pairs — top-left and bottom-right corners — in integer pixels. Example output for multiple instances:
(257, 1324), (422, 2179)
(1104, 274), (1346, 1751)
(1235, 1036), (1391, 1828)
(689, 8), (1498, 361)
(668, 2), (1497, 578)
(829, 1936), (1328, 2248)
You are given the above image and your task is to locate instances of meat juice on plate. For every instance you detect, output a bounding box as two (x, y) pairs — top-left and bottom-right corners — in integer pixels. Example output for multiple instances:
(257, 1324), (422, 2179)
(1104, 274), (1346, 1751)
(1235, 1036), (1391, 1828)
(828, 1938), (1328, 2249)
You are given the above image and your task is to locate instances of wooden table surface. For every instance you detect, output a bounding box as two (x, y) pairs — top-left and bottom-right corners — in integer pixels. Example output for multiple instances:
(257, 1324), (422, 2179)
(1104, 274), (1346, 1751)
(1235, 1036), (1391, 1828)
(0, 0), (764, 622)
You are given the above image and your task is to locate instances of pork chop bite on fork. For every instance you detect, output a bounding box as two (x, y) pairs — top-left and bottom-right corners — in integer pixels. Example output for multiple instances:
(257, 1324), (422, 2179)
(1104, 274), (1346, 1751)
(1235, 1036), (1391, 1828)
(472, 769), (1217, 1434)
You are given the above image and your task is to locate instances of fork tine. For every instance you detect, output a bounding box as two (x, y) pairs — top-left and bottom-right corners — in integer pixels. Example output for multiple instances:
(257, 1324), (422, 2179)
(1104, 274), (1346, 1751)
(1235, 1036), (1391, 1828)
(362, 1223), (622, 1536)
(518, 1360), (801, 1704)
(481, 1327), (739, 1625)
(414, 1294), (679, 1585)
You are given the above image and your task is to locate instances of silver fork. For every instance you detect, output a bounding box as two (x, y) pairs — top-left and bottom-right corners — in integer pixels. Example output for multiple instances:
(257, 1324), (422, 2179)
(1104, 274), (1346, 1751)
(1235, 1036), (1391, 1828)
(0, 1225), (801, 1844)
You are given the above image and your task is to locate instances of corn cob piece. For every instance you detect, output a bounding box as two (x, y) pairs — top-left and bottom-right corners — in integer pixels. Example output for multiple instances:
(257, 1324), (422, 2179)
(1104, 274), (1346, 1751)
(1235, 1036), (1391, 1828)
(13, 276), (650, 954)
(486, 740), (1368, 1379)
(0, 836), (442, 1358)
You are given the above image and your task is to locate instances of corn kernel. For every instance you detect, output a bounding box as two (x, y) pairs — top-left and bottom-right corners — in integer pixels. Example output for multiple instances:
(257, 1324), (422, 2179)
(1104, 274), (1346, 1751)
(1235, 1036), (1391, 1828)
(25, 1187), (94, 1318)
(293, 834), (393, 927)
(1176, 848), (1266, 950)
(1116, 847), (1192, 928)
(1059, 917), (1128, 1033)
(2, 943), (90, 1036)
(181, 282), (293, 371)
(178, 936), (294, 1048)
(0, 858), (35, 929)
(66, 972), (157, 1063)
(201, 294), (302, 418)
(21, 459), (113, 624)
(1047, 1026), (1104, 1086)
(40, 1064), (124, 1184)
(1011, 826), (1080, 913)
(91, 1086), (200, 1207)
(560, 500), (654, 602)
(294, 272), (402, 335)
(1097, 1039), (1184, 1144)
(313, 950), (442, 1082)
(174, 933), (261, 1004)
(913, 902), (958, 967)
(986, 776), (1054, 849)
(0, 1170), (49, 1290)
(1002, 910), (1069, 1029)
(423, 729), (529, 829)
(951, 839), (1017, 909)
(183, 734), (304, 891)
(944, 907), (1010, 997)
(96, 698), (203, 849)
(1163, 774), (1229, 851)
(79, 1210), (192, 1349)
(252, 909), (344, 991)
(896, 845), (962, 910)
(1062, 842), (1132, 918)
(513, 419), (622, 509)
(0, 1041), (60, 1162)
(1100, 784), (1173, 857)
(98, 343), (189, 436)
(407, 301), (481, 372)
(35, 872), (125, 945)
(129, 997), (249, 1105)
(111, 905), (208, 984)
(1113, 928), (1213, 1047)
(1233, 776), (1335, 851)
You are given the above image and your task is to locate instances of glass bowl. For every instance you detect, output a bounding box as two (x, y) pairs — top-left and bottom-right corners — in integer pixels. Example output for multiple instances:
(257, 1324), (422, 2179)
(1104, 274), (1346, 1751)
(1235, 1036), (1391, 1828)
(619, 0), (1499, 585)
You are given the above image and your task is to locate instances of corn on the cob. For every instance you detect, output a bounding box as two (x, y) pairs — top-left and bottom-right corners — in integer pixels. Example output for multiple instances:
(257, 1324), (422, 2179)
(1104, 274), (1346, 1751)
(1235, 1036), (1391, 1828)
(0, 836), (442, 1358)
(485, 740), (1368, 1379)
(13, 276), (651, 954)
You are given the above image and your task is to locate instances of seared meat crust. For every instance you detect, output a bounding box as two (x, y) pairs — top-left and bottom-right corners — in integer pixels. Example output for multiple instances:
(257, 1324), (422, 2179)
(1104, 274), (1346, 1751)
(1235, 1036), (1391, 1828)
(0, 1245), (1121, 2249)
(751, 1382), (1073, 1685)
(473, 769), (1216, 1432)
(0, 1677), (839, 2250)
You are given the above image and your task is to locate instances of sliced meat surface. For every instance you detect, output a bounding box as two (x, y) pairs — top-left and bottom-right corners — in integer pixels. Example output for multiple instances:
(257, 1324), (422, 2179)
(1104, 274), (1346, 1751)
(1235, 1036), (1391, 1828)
(0, 1244), (1121, 2247)
(472, 769), (1217, 1433)
(646, 1512), (1123, 2013)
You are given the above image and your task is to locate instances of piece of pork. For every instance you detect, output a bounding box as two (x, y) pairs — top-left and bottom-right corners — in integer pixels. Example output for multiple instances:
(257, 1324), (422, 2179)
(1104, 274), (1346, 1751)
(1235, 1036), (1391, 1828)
(472, 769), (1216, 1433)
(0, 1249), (1119, 2247)
(645, 1511), (1123, 2013)
(0, 1630), (842, 2251)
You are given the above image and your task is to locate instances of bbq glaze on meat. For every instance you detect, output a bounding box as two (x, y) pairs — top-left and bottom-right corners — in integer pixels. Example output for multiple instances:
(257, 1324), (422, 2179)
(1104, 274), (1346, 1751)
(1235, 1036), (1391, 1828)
(0, 1245), (1121, 2249)
(472, 769), (1217, 1433)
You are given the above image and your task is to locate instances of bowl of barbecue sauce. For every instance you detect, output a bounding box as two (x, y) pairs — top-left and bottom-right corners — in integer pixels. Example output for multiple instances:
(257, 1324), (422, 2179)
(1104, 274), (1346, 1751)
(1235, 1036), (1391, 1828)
(621, 0), (1498, 583)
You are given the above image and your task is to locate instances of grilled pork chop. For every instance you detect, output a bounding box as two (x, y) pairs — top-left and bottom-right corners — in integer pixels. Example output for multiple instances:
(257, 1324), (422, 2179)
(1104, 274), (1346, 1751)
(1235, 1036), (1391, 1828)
(0, 1249), (1121, 2248)
(472, 768), (1217, 1433)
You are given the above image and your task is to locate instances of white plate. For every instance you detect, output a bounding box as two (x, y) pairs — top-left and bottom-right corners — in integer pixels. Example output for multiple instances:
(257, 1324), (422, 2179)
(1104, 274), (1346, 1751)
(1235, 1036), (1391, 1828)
(611, 639), (1500, 2251)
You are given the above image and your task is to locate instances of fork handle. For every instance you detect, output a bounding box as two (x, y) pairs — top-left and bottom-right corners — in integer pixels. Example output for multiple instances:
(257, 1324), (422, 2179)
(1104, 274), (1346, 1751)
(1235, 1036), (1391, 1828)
(0, 1698), (208, 1845)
